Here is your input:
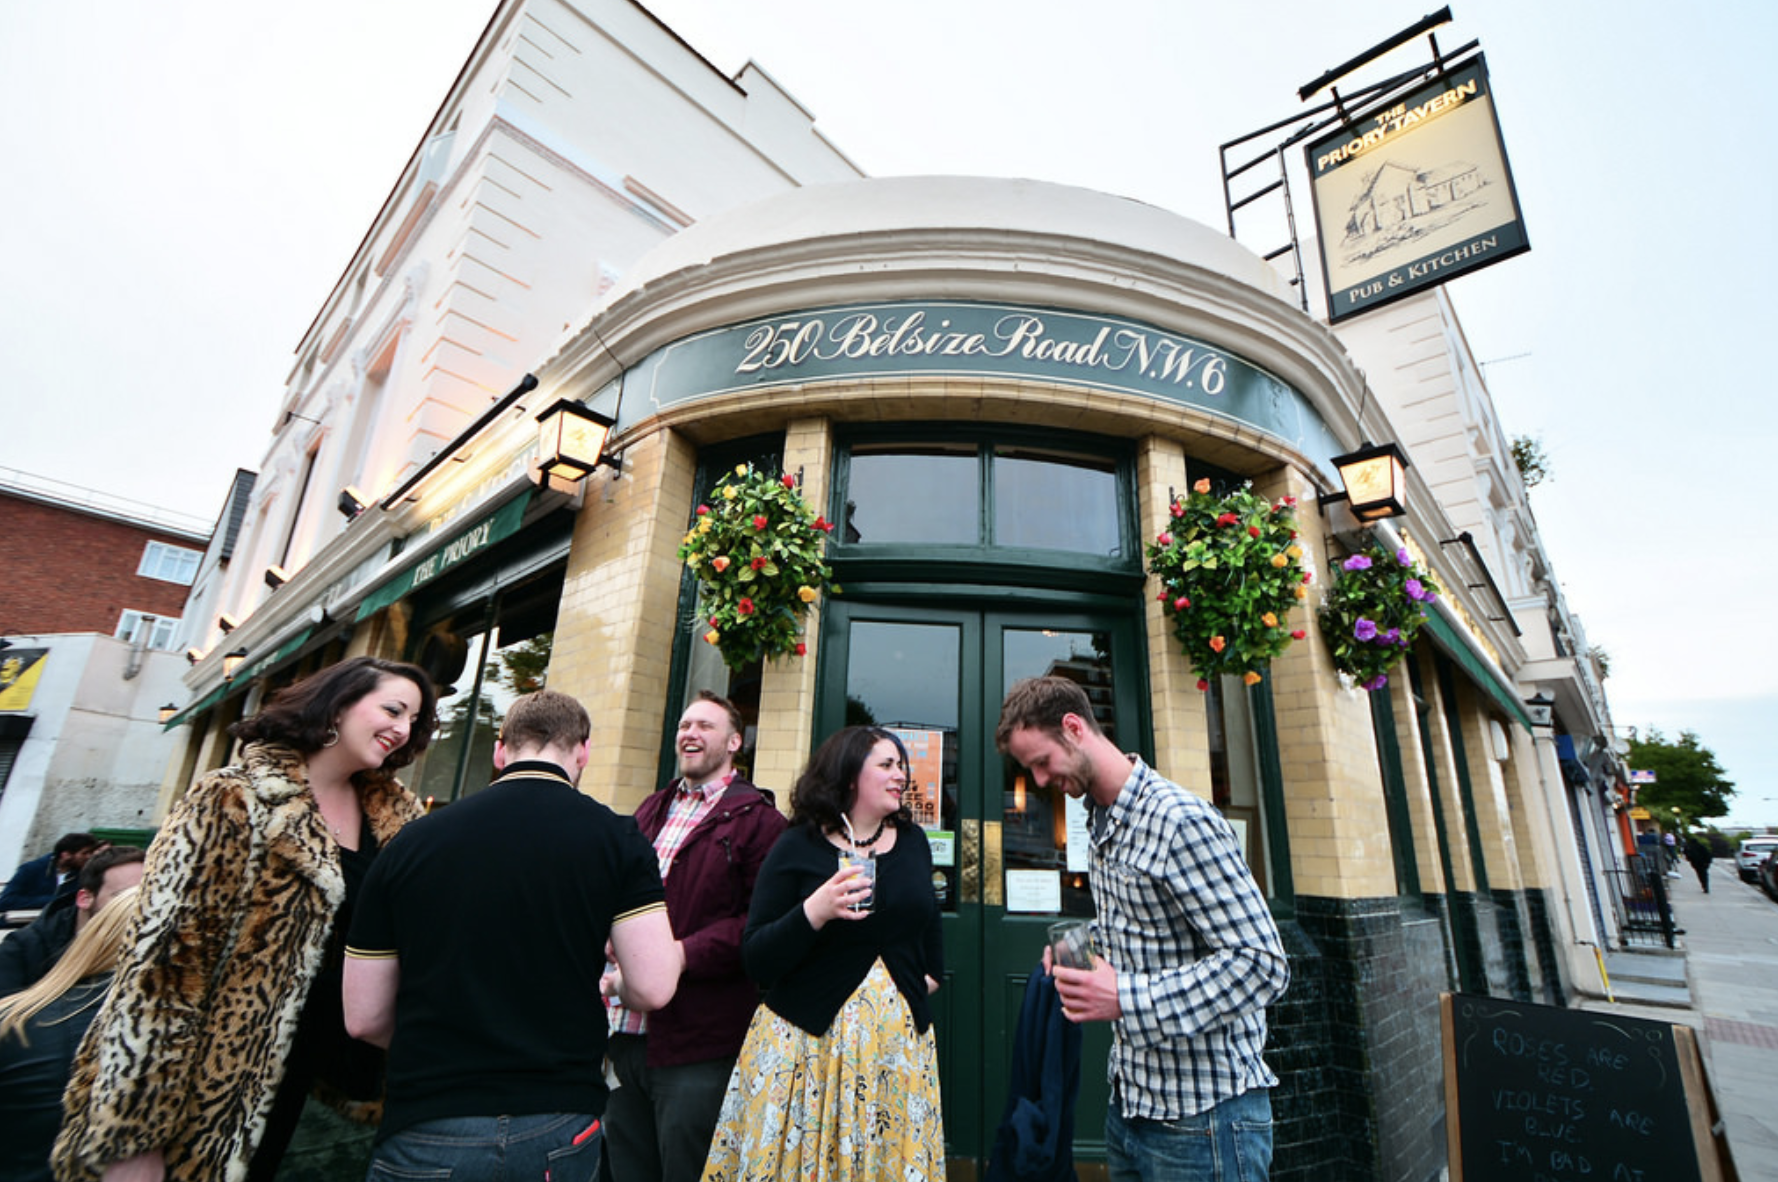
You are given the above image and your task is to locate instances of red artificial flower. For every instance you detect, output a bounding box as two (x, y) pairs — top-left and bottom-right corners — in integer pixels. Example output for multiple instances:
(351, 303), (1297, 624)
(1248, 525), (1261, 538)
(1283, 495), (1297, 507)
(795, 642), (807, 656)
(750, 556), (767, 570)
(1170, 501), (1186, 518)
(1209, 635), (1227, 653)
(696, 504), (710, 516)
(1173, 596), (1190, 611)
(752, 514), (768, 531)
(1196, 678), (1210, 691)
(782, 473), (797, 488)
(1291, 629), (1307, 640)
(1157, 591), (1170, 603)
(1217, 512), (1239, 527)
(1157, 531), (1173, 546)
(710, 556), (731, 573)
(738, 597), (755, 615)
(813, 516), (833, 532)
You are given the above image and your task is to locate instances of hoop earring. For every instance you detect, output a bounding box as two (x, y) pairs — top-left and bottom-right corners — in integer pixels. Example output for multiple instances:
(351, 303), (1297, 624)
(322, 728), (340, 748)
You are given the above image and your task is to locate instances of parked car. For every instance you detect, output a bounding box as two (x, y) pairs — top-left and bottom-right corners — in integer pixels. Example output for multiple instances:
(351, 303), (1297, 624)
(1736, 837), (1778, 883)
(1760, 849), (1778, 902)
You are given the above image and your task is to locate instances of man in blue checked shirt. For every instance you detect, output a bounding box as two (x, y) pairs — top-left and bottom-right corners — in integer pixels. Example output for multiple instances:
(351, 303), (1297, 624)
(997, 676), (1290, 1182)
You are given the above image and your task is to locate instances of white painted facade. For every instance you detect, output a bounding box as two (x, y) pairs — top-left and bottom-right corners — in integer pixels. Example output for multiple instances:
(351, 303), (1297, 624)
(188, 0), (861, 680)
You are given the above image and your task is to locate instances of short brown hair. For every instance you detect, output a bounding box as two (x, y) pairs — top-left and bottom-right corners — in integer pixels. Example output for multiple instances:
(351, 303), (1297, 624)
(688, 689), (743, 736)
(500, 689), (591, 752)
(995, 676), (1102, 753)
(77, 846), (144, 896)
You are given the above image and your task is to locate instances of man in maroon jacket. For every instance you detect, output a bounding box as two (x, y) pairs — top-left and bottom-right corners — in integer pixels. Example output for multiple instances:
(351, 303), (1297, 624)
(605, 690), (788, 1182)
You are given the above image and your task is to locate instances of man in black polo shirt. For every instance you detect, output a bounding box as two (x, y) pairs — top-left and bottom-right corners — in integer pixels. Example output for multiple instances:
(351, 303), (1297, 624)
(345, 689), (682, 1181)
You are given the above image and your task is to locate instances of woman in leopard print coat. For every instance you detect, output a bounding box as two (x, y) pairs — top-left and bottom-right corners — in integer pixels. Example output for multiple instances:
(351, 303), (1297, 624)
(54, 657), (437, 1182)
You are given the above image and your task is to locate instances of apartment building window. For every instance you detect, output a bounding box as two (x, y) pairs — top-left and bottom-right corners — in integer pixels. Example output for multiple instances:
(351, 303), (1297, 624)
(138, 541), (202, 585)
(117, 610), (180, 650)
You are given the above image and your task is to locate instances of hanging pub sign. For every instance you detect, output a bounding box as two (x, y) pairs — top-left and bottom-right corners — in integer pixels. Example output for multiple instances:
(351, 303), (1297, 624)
(1306, 55), (1529, 323)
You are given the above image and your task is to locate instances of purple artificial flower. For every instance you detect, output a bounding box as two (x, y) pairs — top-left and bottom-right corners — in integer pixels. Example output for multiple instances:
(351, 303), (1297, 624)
(1396, 549), (1411, 566)
(1405, 578), (1426, 601)
(1354, 618), (1378, 641)
(1342, 554), (1373, 572)
(1366, 674), (1389, 691)
(1382, 628), (1401, 646)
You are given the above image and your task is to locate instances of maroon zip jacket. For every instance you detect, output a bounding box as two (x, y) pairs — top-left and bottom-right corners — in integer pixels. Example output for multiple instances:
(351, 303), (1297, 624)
(632, 774), (787, 1067)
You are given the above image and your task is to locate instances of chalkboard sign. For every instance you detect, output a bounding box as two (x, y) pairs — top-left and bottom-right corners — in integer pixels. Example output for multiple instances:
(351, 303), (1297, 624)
(1441, 993), (1725, 1182)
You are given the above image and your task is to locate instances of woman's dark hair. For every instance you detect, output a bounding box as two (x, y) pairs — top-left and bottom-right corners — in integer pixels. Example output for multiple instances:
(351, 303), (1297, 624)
(790, 726), (910, 832)
(231, 656), (438, 771)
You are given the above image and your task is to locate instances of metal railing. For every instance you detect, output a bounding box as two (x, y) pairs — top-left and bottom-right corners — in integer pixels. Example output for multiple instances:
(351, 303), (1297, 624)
(1607, 853), (1678, 949)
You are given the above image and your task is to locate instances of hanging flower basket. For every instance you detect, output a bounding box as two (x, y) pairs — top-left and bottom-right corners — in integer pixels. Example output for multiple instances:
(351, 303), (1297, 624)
(678, 463), (837, 670)
(1316, 539), (1441, 691)
(1145, 478), (1309, 689)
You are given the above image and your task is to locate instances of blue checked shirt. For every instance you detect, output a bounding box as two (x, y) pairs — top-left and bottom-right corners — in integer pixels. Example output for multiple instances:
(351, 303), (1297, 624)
(1089, 757), (1289, 1120)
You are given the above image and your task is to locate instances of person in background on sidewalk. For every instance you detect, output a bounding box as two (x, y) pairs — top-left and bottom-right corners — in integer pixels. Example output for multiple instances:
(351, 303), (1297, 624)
(1684, 831), (1714, 893)
(997, 676), (1290, 1182)
(605, 690), (786, 1182)
(0, 833), (101, 916)
(344, 689), (682, 1182)
(0, 845), (144, 994)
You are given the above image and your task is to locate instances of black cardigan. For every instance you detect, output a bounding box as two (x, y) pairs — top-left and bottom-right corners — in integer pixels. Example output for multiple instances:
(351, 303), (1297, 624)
(742, 819), (944, 1035)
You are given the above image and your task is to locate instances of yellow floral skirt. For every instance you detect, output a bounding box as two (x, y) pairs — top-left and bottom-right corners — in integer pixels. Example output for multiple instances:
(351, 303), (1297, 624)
(700, 959), (944, 1182)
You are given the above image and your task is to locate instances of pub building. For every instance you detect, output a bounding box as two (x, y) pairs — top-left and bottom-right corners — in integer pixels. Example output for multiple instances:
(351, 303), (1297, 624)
(160, 170), (1597, 1181)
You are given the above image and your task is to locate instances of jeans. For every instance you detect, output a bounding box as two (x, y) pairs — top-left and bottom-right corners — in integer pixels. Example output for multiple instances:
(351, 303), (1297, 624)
(1106, 1089), (1274, 1182)
(366, 1112), (602, 1181)
(604, 1033), (735, 1182)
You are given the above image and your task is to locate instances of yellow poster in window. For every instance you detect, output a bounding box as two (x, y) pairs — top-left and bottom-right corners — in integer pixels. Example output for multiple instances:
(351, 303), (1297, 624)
(0, 648), (48, 711)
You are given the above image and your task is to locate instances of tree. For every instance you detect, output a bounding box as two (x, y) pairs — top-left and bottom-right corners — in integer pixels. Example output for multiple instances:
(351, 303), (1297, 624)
(1511, 434), (1550, 488)
(1627, 728), (1736, 826)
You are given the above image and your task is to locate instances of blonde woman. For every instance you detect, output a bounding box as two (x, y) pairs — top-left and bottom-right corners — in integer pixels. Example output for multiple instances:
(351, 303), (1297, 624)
(0, 885), (139, 1182)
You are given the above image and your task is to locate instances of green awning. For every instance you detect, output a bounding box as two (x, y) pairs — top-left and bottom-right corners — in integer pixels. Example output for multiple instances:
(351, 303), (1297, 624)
(162, 681), (228, 730)
(1423, 610), (1533, 731)
(235, 625), (315, 685)
(354, 491), (534, 623)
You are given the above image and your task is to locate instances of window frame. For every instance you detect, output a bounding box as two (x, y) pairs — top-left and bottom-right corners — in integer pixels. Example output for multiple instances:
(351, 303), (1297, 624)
(137, 541), (202, 585)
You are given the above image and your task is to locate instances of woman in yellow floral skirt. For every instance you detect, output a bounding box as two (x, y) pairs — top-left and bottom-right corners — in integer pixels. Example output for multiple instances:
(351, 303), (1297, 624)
(701, 726), (944, 1182)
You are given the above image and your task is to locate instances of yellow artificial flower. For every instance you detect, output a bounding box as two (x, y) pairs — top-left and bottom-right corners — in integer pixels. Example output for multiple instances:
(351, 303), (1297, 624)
(704, 629), (721, 645)
(1270, 554), (1289, 568)
(798, 585), (818, 603)
(722, 485), (738, 500)
(1262, 612), (1278, 627)
(1287, 544), (1303, 558)
(1193, 478), (1212, 494)
(1294, 585), (1308, 599)
(735, 464), (748, 475)
(699, 519), (712, 534)
(1242, 671), (1263, 686)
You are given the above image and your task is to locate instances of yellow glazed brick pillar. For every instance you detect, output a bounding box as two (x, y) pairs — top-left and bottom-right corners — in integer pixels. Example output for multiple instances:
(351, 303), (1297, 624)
(1411, 649), (1480, 892)
(752, 419), (832, 800)
(1453, 683), (1523, 893)
(1138, 438), (1210, 793)
(1383, 670), (1448, 895)
(1254, 467), (1395, 900)
(550, 430), (698, 813)
(1501, 725), (1559, 892)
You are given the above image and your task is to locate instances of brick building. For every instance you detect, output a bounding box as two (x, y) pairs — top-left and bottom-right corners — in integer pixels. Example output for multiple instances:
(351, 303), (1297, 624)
(0, 471), (210, 875)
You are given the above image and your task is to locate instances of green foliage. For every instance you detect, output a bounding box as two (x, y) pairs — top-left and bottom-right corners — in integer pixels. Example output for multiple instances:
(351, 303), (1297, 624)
(1316, 540), (1441, 691)
(1144, 479), (1308, 688)
(1628, 727), (1737, 825)
(678, 463), (836, 670)
(1511, 434), (1550, 488)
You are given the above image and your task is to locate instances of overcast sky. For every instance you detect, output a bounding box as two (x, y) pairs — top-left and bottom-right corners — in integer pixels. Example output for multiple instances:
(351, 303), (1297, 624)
(4, 0), (1773, 825)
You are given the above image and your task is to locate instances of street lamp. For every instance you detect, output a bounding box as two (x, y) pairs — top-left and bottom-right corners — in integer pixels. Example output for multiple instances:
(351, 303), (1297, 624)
(1524, 692), (1554, 728)
(535, 399), (617, 486)
(222, 648), (248, 680)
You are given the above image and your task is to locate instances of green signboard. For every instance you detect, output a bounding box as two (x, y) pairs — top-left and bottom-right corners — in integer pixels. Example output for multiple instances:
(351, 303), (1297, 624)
(626, 300), (1342, 469)
(354, 492), (533, 623)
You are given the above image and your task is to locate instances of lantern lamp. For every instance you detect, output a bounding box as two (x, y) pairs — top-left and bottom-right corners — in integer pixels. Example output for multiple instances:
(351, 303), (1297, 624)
(222, 648), (249, 680)
(1319, 441), (1410, 522)
(534, 400), (616, 484)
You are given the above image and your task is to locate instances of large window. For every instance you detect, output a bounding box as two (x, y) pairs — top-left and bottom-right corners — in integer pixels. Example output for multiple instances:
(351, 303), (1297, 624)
(138, 541), (201, 585)
(838, 433), (1129, 560)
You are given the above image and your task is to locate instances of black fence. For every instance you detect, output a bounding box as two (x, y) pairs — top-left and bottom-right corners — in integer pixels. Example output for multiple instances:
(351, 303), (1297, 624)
(1607, 852), (1678, 949)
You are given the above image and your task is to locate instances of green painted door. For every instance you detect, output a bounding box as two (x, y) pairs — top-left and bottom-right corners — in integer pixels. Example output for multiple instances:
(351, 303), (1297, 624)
(817, 598), (1145, 1168)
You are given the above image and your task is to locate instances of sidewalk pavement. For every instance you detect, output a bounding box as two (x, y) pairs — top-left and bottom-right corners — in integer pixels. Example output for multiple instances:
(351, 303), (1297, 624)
(1575, 863), (1778, 1182)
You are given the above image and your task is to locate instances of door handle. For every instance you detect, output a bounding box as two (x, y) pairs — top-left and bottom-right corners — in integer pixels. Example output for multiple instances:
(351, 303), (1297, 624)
(961, 820), (980, 904)
(984, 821), (1003, 907)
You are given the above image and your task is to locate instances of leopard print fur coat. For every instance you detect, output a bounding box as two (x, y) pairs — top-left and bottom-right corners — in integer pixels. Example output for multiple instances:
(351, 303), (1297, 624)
(53, 742), (423, 1182)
